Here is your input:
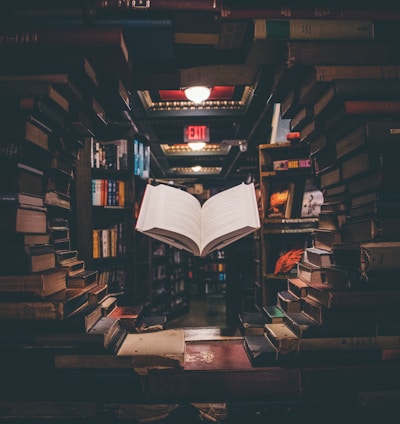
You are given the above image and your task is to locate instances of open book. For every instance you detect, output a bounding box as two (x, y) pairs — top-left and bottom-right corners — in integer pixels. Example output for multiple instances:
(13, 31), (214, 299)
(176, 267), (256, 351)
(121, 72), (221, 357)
(135, 182), (261, 257)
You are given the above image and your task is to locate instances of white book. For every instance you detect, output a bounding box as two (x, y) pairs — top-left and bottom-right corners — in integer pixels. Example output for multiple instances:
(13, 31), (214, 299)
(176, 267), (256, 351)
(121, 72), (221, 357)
(135, 182), (260, 257)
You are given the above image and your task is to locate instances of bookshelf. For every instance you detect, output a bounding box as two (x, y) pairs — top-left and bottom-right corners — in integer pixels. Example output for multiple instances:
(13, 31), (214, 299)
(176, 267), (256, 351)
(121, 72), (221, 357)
(200, 249), (227, 296)
(258, 142), (321, 307)
(73, 134), (138, 300)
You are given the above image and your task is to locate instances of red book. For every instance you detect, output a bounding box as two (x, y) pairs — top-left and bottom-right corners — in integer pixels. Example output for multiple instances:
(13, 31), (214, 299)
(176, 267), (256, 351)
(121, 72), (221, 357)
(343, 100), (400, 115)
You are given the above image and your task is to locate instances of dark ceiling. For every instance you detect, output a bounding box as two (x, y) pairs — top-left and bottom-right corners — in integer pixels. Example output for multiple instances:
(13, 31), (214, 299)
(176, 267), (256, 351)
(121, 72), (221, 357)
(1, 1), (398, 189)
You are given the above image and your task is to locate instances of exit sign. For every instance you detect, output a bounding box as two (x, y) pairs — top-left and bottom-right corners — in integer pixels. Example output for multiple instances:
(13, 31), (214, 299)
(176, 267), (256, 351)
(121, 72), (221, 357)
(184, 125), (210, 143)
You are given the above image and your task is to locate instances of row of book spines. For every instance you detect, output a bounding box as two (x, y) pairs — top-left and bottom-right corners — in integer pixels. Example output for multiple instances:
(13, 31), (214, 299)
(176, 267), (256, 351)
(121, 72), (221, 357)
(134, 139), (150, 179)
(204, 263), (226, 272)
(272, 158), (311, 171)
(91, 178), (125, 207)
(91, 139), (129, 171)
(92, 225), (127, 259)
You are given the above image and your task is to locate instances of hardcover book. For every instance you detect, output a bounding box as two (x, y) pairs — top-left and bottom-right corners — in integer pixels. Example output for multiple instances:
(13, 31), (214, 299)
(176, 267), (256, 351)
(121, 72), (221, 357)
(304, 247), (335, 268)
(116, 329), (186, 371)
(0, 251), (56, 275)
(0, 204), (47, 234)
(0, 287), (89, 320)
(313, 79), (400, 119)
(287, 277), (308, 298)
(0, 80), (69, 112)
(67, 270), (98, 289)
(299, 64), (400, 105)
(254, 19), (374, 41)
(238, 311), (270, 336)
(262, 305), (286, 323)
(277, 290), (302, 314)
(243, 335), (279, 367)
(342, 216), (400, 243)
(136, 183), (260, 257)
(265, 181), (295, 219)
(297, 260), (326, 284)
(313, 228), (342, 252)
(0, 268), (67, 298)
(134, 315), (168, 333)
(108, 305), (144, 332)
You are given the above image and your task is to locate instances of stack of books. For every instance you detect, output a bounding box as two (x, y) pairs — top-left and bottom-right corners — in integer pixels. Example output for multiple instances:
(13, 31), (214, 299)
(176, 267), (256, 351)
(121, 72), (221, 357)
(245, 64), (400, 366)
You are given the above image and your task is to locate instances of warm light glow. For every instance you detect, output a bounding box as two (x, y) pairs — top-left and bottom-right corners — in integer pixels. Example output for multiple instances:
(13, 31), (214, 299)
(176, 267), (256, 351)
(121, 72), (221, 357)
(191, 165), (202, 172)
(184, 86), (211, 104)
(188, 142), (206, 151)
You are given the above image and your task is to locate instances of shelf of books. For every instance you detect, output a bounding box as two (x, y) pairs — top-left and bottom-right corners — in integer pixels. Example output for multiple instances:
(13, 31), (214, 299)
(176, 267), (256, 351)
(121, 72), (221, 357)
(200, 249), (227, 296)
(257, 136), (322, 308)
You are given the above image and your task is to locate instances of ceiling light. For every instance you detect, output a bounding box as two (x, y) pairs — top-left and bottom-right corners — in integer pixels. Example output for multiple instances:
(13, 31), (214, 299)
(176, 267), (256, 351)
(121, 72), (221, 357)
(191, 165), (202, 172)
(188, 142), (206, 151)
(184, 86), (211, 104)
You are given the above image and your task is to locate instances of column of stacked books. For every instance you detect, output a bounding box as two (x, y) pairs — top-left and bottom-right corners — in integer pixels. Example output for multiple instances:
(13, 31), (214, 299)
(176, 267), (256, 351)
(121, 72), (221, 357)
(244, 64), (400, 366)
(0, 50), (131, 368)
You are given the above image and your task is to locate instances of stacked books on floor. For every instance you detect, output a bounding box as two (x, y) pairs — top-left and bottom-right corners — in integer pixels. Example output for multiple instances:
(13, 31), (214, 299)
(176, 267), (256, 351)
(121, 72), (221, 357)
(243, 65), (400, 366)
(0, 48), (171, 374)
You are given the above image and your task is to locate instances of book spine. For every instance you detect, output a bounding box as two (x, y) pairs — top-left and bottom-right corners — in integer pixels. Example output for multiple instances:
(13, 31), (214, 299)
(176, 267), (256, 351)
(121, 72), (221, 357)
(223, 8), (400, 21)
(254, 19), (374, 40)
(344, 101), (400, 114)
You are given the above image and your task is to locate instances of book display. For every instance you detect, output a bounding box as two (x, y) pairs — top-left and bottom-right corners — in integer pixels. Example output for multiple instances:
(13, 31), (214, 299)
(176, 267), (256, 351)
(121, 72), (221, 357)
(3, 5), (400, 422)
(257, 140), (321, 307)
(247, 55), (400, 366)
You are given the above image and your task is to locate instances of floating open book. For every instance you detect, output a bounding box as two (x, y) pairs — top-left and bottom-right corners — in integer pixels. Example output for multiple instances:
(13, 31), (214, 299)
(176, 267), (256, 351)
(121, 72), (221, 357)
(135, 182), (261, 257)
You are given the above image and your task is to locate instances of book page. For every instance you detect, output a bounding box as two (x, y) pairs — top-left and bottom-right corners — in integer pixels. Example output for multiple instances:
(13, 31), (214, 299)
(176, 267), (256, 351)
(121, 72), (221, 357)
(135, 184), (202, 254)
(200, 183), (260, 255)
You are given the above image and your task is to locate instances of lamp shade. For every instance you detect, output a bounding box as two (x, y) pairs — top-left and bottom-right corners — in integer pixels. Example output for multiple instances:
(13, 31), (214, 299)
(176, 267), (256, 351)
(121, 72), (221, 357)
(184, 86), (211, 103)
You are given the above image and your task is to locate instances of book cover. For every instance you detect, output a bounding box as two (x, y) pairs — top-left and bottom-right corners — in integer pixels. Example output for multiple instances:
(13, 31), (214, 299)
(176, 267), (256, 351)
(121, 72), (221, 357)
(116, 329), (186, 370)
(266, 181), (295, 219)
(243, 335), (279, 367)
(262, 305), (286, 323)
(254, 19), (374, 41)
(136, 182), (260, 257)
(238, 311), (269, 336)
(300, 178), (323, 218)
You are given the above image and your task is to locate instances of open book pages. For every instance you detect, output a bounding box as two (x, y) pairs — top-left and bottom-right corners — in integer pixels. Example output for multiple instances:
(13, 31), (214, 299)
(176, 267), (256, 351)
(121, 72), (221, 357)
(135, 182), (260, 257)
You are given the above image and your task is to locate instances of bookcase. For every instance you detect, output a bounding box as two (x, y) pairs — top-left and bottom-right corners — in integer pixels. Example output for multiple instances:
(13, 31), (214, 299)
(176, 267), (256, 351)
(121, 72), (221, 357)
(73, 132), (138, 301)
(257, 141), (321, 307)
(135, 233), (191, 317)
(200, 249), (227, 296)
